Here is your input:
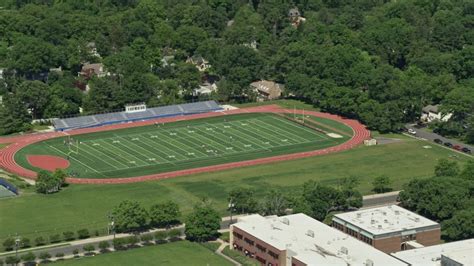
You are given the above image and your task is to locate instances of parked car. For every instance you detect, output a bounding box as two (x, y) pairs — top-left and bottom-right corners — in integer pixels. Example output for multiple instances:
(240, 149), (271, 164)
(434, 139), (443, 144)
(453, 145), (462, 151)
(462, 147), (472, 154)
(444, 142), (453, 148)
(408, 128), (416, 135)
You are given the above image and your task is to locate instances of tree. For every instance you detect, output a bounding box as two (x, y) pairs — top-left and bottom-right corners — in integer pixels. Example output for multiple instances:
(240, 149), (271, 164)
(0, 94), (32, 135)
(19, 237), (30, 248)
(399, 177), (470, 221)
(112, 200), (148, 232)
(459, 160), (474, 181)
(260, 189), (288, 216)
(49, 234), (61, 243)
(149, 201), (181, 228)
(372, 175), (392, 193)
(185, 204), (221, 242)
(16, 80), (50, 119)
(228, 187), (259, 214)
(301, 181), (346, 221)
(434, 159), (459, 177)
(35, 170), (63, 194)
(2, 238), (15, 251)
(442, 208), (474, 241)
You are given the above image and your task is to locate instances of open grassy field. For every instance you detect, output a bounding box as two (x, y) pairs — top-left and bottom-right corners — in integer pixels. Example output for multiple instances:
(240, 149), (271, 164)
(15, 113), (348, 178)
(53, 241), (232, 266)
(0, 133), (468, 245)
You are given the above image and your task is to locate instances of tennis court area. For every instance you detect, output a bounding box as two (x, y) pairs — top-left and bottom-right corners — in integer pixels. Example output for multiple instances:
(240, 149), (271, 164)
(15, 113), (350, 179)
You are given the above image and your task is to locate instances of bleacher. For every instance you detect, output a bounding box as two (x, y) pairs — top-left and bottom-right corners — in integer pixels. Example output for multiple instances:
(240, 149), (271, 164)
(52, 101), (222, 131)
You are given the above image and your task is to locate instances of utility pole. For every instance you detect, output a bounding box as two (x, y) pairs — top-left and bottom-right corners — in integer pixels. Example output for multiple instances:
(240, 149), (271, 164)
(14, 234), (20, 260)
(228, 199), (235, 225)
(107, 213), (116, 240)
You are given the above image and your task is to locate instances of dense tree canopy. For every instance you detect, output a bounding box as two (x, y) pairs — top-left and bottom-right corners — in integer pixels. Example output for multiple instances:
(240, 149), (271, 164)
(0, 0), (472, 134)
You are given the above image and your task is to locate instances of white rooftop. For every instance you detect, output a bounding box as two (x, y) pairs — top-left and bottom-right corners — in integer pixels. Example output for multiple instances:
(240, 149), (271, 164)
(333, 205), (439, 236)
(392, 239), (474, 266)
(233, 213), (407, 266)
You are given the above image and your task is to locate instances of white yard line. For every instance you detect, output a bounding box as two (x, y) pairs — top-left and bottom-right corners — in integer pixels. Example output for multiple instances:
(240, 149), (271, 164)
(48, 145), (102, 174)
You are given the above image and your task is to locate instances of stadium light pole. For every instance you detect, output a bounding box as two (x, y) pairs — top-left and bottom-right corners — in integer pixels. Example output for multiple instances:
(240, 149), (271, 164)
(14, 234), (20, 260)
(228, 199), (235, 225)
(107, 213), (116, 240)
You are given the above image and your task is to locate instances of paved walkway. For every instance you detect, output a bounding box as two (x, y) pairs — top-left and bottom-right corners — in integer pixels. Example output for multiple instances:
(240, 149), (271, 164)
(215, 239), (241, 266)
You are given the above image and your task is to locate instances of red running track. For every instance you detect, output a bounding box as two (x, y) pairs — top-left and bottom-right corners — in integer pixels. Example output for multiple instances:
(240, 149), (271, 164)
(0, 105), (371, 184)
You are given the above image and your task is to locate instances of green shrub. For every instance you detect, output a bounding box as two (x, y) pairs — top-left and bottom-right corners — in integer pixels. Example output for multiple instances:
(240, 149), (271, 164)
(55, 252), (64, 258)
(5, 256), (20, 265)
(168, 229), (182, 238)
(35, 236), (47, 246)
(113, 238), (126, 250)
(140, 234), (153, 243)
(77, 229), (90, 239)
(72, 249), (79, 257)
(154, 231), (167, 240)
(126, 236), (139, 246)
(38, 252), (51, 261)
(63, 231), (75, 241)
(20, 237), (31, 248)
(83, 244), (95, 253)
(98, 241), (110, 250)
(49, 234), (61, 243)
(20, 252), (36, 262)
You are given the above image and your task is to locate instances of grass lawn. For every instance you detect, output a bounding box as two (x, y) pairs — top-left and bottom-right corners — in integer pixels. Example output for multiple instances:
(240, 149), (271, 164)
(0, 134), (468, 245)
(15, 113), (348, 178)
(53, 241), (231, 266)
(222, 246), (259, 266)
(234, 99), (318, 111)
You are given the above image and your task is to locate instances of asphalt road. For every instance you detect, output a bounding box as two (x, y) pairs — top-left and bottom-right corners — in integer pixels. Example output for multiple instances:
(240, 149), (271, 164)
(405, 124), (473, 155)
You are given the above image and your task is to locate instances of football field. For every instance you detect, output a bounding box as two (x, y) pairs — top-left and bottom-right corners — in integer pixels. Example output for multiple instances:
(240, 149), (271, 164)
(15, 113), (350, 178)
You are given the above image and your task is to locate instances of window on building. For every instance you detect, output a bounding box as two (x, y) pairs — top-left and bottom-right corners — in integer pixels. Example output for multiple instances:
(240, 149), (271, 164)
(256, 256), (266, 264)
(233, 232), (243, 239)
(244, 237), (254, 246)
(268, 250), (279, 259)
(402, 234), (416, 242)
(346, 228), (358, 237)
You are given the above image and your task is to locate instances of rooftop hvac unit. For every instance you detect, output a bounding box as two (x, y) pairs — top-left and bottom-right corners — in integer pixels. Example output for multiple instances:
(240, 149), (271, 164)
(384, 219), (388, 223)
(281, 218), (290, 225)
(371, 220), (376, 224)
(415, 217), (420, 222)
(395, 210), (400, 215)
(340, 246), (348, 255)
(366, 259), (374, 266)
(378, 225), (382, 229)
(357, 213), (362, 218)
(306, 230), (315, 238)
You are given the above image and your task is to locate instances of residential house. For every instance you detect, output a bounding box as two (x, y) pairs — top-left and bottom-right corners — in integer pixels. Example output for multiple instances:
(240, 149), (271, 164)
(193, 82), (218, 96)
(288, 7), (306, 27)
(79, 63), (107, 79)
(161, 55), (176, 67)
(421, 105), (452, 123)
(186, 55), (211, 72)
(250, 80), (284, 101)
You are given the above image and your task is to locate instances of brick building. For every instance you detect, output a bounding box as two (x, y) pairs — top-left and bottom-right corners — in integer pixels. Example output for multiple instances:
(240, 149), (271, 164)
(332, 205), (441, 253)
(392, 238), (474, 266)
(230, 213), (407, 266)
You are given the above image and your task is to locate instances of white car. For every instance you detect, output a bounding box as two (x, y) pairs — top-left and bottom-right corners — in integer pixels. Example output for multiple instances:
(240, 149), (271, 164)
(408, 128), (416, 135)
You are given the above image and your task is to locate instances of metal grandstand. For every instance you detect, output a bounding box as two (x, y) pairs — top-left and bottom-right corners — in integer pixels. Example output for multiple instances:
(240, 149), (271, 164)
(52, 101), (222, 131)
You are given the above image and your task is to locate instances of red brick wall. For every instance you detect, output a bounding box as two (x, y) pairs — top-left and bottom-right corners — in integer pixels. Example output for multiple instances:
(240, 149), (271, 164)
(291, 257), (307, 266)
(231, 226), (283, 266)
(415, 229), (441, 247)
(373, 236), (402, 253)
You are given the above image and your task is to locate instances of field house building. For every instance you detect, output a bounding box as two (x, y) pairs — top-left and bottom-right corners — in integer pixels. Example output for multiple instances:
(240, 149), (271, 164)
(230, 213), (407, 266)
(332, 205), (441, 253)
(392, 238), (474, 266)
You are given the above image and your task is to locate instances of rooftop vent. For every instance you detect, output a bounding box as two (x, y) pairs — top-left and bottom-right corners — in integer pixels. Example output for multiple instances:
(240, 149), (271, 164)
(366, 259), (374, 266)
(384, 219), (388, 223)
(281, 218), (290, 225)
(371, 220), (376, 225)
(382, 211), (387, 216)
(306, 230), (315, 238)
(395, 210), (400, 215)
(340, 246), (348, 255)
(378, 225), (382, 229)
(415, 217), (420, 222)
(357, 213), (362, 218)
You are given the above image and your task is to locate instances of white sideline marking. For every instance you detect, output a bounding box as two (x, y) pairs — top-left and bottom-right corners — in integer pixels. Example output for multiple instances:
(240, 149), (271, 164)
(129, 161), (136, 164)
(93, 143), (100, 146)
(226, 147), (233, 150)
(187, 152), (195, 156)
(168, 155), (175, 158)
(132, 138), (139, 141)
(244, 144), (252, 147)
(150, 135), (158, 138)
(169, 133), (177, 136)
(224, 126), (231, 128)
(282, 139), (288, 142)
(188, 131), (194, 133)
(113, 140), (120, 143)
(148, 158), (156, 161)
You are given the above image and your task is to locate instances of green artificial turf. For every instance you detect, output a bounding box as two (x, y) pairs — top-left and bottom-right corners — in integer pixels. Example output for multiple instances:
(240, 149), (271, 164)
(53, 241), (231, 266)
(15, 113), (348, 178)
(0, 135), (467, 245)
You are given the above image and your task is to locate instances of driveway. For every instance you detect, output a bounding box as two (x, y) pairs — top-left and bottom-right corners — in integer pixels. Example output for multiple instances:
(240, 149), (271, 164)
(405, 124), (473, 155)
